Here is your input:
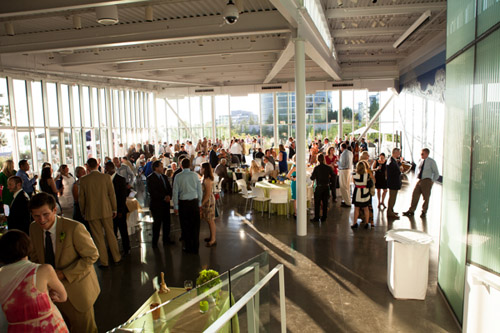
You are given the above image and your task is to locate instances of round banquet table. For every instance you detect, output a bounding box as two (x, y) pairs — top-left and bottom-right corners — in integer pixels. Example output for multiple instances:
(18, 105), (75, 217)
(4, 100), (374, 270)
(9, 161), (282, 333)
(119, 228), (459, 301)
(254, 181), (294, 215)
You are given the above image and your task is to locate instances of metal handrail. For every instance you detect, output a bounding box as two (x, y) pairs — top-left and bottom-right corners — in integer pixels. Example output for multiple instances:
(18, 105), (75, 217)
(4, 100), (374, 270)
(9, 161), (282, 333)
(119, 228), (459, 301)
(204, 264), (286, 333)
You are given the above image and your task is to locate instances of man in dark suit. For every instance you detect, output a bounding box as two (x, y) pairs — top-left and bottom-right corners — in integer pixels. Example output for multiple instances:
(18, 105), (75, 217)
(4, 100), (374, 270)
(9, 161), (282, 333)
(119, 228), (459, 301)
(104, 161), (131, 255)
(386, 148), (403, 219)
(143, 140), (155, 158)
(147, 160), (174, 248)
(209, 145), (218, 169)
(5, 176), (31, 234)
(310, 154), (336, 222)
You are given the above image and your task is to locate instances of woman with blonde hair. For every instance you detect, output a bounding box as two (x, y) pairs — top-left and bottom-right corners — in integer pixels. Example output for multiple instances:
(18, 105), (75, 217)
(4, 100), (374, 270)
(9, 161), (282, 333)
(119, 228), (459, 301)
(359, 151), (375, 223)
(351, 161), (372, 229)
(0, 160), (16, 206)
(200, 162), (217, 247)
(249, 160), (264, 185)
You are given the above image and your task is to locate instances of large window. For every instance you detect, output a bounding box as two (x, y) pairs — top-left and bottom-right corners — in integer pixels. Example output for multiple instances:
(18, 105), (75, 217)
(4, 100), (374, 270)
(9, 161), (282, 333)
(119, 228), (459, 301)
(31, 81), (45, 127)
(47, 83), (59, 127)
(215, 95), (229, 140)
(13, 80), (29, 127)
(230, 94), (260, 138)
(0, 78), (11, 126)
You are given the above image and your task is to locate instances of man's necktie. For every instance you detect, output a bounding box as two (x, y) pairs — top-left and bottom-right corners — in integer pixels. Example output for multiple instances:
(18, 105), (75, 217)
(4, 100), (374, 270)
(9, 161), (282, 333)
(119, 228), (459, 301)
(45, 231), (55, 267)
(418, 159), (426, 179)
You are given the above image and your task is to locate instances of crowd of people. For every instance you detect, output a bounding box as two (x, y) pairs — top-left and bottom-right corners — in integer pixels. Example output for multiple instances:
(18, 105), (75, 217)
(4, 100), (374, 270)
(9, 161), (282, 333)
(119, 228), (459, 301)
(0, 133), (440, 331)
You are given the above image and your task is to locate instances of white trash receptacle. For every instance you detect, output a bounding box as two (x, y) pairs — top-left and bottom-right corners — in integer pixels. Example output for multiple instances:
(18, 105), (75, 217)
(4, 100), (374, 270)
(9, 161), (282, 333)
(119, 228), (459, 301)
(385, 229), (433, 300)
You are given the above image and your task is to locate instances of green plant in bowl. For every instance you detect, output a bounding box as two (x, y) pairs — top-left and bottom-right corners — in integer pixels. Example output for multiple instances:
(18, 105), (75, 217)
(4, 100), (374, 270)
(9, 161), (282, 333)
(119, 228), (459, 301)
(196, 269), (221, 301)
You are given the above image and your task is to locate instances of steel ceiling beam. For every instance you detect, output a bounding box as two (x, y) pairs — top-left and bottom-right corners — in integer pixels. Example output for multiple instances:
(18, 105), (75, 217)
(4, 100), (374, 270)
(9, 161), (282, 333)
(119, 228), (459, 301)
(55, 37), (286, 66)
(335, 42), (397, 51)
(326, 2), (447, 19)
(332, 27), (406, 38)
(263, 40), (294, 83)
(0, 11), (289, 54)
(113, 53), (279, 73)
(0, 0), (160, 18)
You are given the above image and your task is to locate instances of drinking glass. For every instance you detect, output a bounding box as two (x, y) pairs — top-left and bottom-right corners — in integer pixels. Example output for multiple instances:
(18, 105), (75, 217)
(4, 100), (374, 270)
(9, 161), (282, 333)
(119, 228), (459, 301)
(184, 280), (193, 292)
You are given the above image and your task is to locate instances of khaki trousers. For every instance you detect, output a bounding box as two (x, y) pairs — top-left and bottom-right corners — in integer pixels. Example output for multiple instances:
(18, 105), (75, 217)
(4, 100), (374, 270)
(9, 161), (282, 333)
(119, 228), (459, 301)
(57, 300), (97, 333)
(387, 189), (399, 214)
(339, 169), (352, 205)
(89, 217), (121, 266)
(409, 178), (434, 213)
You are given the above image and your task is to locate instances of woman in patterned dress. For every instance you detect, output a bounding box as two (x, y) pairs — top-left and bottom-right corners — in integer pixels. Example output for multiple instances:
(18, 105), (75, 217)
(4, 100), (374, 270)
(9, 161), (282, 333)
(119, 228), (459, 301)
(0, 230), (68, 332)
(351, 162), (372, 229)
(200, 162), (217, 247)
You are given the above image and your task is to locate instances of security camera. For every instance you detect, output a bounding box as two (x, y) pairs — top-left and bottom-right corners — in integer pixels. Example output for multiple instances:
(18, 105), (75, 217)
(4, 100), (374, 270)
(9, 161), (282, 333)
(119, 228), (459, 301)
(223, 0), (239, 25)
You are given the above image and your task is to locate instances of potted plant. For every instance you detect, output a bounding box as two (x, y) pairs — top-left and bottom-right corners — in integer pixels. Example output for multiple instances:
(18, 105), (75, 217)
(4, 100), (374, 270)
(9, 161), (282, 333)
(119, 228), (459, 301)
(196, 269), (221, 304)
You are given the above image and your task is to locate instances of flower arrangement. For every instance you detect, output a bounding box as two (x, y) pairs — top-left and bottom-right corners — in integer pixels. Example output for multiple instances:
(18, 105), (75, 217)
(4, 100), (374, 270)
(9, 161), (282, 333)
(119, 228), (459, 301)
(59, 232), (66, 242)
(196, 269), (220, 292)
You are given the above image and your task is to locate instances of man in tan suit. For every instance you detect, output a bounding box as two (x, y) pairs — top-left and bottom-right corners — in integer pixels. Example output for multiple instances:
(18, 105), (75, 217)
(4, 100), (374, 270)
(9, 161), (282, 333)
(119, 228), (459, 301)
(29, 193), (100, 333)
(79, 158), (121, 267)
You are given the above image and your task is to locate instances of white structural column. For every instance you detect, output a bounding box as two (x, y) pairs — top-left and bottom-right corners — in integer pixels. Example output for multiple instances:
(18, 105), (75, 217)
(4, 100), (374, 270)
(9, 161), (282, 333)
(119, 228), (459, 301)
(295, 37), (307, 237)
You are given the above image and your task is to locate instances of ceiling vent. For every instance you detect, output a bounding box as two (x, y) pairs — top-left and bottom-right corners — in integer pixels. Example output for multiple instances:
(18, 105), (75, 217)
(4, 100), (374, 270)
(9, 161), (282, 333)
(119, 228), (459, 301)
(261, 85), (283, 90)
(332, 83), (354, 88)
(194, 88), (215, 93)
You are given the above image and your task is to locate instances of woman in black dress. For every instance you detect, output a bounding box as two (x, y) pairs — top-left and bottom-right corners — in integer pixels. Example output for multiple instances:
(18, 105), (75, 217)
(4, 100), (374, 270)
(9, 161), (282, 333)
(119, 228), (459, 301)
(371, 153), (388, 208)
(39, 166), (62, 212)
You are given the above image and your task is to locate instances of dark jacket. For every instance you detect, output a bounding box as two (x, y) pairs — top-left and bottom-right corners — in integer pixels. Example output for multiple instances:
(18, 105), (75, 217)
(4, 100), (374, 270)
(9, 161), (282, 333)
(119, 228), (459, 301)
(8, 190), (31, 235)
(147, 172), (172, 211)
(386, 157), (402, 190)
(310, 163), (335, 187)
(112, 174), (129, 215)
(209, 150), (218, 169)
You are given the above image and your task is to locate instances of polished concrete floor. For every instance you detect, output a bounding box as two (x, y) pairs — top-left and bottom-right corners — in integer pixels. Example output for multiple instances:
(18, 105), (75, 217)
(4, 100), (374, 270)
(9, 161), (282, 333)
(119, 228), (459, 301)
(95, 174), (460, 332)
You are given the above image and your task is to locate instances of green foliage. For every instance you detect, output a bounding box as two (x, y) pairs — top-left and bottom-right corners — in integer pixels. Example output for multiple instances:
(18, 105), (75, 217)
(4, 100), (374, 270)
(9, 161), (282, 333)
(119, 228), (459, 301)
(369, 98), (379, 118)
(342, 107), (353, 120)
(196, 269), (221, 290)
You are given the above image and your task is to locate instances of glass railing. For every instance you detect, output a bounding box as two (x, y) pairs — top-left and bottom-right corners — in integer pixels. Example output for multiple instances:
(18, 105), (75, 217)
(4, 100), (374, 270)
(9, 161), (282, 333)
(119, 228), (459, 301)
(108, 252), (270, 332)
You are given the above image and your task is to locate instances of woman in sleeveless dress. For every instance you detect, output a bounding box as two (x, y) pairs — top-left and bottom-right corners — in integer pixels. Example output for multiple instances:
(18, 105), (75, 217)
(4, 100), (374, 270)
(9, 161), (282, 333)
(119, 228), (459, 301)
(0, 230), (68, 332)
(351, 162), (372, 229)
(371, 153), (388, 208)
(278, 144), (288, 174)
(286, 155), (297, 219)
(200, 162), (217, 247)
(56, 164), (76, 218)
(39, 166), (62, 212)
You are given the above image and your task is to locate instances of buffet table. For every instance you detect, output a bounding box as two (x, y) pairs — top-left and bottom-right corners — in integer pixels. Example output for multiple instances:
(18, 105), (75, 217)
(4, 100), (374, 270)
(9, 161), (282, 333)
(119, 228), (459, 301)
(118, 287), (239, 332)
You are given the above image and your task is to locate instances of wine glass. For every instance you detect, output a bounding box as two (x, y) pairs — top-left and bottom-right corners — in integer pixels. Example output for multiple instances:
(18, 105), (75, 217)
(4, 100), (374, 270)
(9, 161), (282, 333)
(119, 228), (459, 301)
(184, 280), (193, 292)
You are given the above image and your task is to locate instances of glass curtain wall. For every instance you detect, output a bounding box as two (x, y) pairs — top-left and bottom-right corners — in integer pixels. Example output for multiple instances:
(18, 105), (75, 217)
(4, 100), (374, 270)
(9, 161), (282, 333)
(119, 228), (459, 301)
(439, 0), (500, 324)
(0, 77), (153, 172)
(163, 90), (390, 149)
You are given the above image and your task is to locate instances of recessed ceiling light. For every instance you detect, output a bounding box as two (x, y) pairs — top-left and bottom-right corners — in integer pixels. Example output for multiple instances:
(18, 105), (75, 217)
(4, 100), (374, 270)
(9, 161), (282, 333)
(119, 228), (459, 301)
(96, 6), (119, 25)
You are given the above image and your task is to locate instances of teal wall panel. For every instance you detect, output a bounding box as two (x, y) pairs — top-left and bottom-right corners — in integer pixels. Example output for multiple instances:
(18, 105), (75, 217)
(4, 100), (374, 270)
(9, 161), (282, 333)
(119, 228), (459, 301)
(446, 0), (476, 59)
(468, 29), (500, 274)
(439, 47), (475, 323)
(477, 0), (500, 35)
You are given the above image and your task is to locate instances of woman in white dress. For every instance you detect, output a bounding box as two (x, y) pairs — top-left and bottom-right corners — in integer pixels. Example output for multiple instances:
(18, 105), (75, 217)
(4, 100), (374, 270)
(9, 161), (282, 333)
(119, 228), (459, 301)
(56, 164), (75, 217)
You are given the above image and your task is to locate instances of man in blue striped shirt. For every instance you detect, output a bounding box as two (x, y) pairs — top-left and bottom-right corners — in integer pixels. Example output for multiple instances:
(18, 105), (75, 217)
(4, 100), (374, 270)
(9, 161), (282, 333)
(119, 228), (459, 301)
(403, 148), (440, 218)
(173, 158), (203, 254)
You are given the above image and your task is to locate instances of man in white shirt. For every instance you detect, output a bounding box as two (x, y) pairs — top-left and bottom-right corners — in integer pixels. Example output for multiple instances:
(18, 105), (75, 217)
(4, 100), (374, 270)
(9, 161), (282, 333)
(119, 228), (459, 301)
(338, 143), (354, 207)
(403, 148), (440, 218)
(156, 141), (165, 156)
(230, 140), (243, 164)
(264, 157), (275, 178)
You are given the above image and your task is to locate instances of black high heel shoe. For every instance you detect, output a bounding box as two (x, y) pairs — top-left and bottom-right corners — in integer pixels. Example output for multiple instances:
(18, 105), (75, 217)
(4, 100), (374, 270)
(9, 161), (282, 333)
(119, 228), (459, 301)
(204, 237), (211, 242)
(350, 223), (358, 229)
(206, 241), (217, 247)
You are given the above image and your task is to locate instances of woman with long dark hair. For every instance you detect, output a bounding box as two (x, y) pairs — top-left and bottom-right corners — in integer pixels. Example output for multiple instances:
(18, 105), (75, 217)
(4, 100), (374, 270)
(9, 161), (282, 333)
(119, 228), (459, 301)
(39, 166), (62, 212)
(200, 162), (217, 247)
